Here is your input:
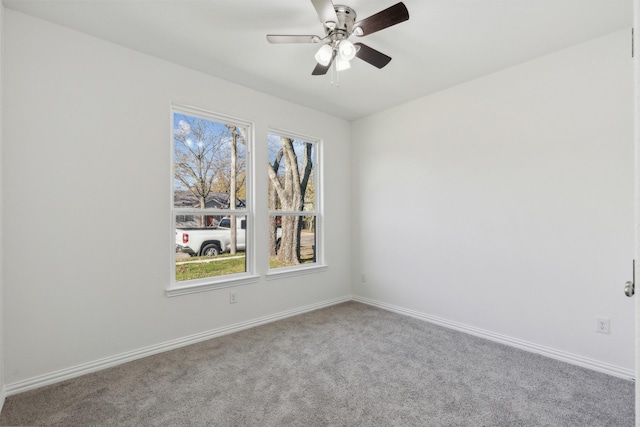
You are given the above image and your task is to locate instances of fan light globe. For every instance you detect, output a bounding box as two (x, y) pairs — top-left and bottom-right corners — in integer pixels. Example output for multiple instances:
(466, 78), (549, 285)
(336, 56), (351, 71)
(315, 44), (333, 66)
(338, 40), (356, 61)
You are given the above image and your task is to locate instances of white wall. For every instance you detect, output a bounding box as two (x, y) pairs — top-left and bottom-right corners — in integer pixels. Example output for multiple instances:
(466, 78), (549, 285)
(352, 29), (635, 376)
(2, 10), (351, 389)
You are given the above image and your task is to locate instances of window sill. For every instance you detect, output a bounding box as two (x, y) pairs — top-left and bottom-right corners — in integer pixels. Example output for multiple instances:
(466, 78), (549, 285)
(266, 264), (328, 281)
(166, 274), (260, 297)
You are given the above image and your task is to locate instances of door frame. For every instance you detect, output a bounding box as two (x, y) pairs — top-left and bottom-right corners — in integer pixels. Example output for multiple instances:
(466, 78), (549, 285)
(635, 0), (639, 421)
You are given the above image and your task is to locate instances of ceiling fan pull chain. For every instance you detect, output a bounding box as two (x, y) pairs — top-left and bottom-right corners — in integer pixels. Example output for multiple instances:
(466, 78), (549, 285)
(331, 59), (339, 87)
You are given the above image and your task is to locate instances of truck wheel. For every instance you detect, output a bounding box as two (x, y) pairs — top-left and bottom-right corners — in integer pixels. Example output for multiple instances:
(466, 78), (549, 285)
(201, 243), (221, 257)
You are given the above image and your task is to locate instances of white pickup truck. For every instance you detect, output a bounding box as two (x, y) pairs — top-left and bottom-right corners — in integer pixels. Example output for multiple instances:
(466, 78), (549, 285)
(176, 217), (246, 257)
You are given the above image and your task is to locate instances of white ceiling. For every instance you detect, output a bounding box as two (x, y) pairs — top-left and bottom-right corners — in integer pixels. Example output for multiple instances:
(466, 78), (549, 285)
(3, 0), (633, 121)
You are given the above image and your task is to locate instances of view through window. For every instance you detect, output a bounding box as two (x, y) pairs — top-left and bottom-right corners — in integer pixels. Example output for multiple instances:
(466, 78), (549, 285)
(267, 132), (319, 270)
(172, 107), (251, 285)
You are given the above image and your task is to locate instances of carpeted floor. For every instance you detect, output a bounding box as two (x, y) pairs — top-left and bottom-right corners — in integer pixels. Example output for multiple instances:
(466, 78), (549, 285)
(0, 301), (634, 426)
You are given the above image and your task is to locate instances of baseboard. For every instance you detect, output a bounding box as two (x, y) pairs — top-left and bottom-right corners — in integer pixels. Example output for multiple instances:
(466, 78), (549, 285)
(5, 293), (633, 397)
(5, 295), (352, 396)
(352, 295), (636, 382)
(0, 388), (5, 414)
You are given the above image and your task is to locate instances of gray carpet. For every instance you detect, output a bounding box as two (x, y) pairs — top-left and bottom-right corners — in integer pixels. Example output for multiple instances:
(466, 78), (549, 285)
(0, 301), (634, 426)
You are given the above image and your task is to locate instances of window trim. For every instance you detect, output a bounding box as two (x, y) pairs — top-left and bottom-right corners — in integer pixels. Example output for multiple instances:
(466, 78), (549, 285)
(267, 128), (325, 275)
(265, 264), (328, 281)
(168, 104), (256, 296)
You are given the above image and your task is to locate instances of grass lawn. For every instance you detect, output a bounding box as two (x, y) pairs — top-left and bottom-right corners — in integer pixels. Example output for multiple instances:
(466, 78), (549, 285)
(176, 254), (246, 281)
(176, 242), (316, 281)
(269, 246), (315, 269)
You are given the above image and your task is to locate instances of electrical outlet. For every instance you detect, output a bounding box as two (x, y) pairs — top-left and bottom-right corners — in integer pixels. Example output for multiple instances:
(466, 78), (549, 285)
(596, 317), (610, 334)
(229, 292), (238, 304)
(361, 273), (366, 283)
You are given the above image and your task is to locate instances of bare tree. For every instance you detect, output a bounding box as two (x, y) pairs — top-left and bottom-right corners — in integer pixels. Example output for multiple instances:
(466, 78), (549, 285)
(268, 149), (284, 257)
(174, 117), (225, 227)
(174, 116), (246, 238)
(267, 137), (314, 265)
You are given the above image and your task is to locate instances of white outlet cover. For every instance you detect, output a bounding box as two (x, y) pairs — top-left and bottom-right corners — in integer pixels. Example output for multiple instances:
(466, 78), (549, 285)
(596, 317), (610, 334)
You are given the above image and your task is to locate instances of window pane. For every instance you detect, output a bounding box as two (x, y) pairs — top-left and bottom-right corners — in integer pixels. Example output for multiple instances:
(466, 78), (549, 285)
(267, 134), (315, 212)
(269, 215), (316, 269)
(174, 113), (247, 210)
(175, 215), (247, 282)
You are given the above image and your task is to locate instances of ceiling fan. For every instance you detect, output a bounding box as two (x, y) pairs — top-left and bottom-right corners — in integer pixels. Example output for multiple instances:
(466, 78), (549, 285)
(266, 0), (409, 76)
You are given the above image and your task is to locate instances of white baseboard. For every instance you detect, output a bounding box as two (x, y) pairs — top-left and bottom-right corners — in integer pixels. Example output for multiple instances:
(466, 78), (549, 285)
(5, 294), (633, 397)
(352, 295), (636, 382)
(4, 295), (352, 396)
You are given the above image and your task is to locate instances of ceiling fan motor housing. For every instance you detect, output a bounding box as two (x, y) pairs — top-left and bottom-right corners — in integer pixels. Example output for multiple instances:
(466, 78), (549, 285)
(326, 5), (357, 41)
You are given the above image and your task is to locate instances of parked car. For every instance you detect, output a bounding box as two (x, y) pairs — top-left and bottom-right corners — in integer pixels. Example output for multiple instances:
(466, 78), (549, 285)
(176, 217), (246, 256)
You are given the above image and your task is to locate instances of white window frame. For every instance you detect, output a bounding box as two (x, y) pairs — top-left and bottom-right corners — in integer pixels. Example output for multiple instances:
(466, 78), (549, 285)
(167, 105), (257, 297)
(266, 128), (326, 280)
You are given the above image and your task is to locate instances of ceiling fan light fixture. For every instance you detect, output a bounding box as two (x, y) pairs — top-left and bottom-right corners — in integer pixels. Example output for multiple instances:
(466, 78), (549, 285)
(315, 44), (333, 66)
(338, 39), (356, 61)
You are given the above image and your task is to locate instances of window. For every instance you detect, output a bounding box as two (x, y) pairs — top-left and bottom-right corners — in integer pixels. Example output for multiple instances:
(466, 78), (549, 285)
(169, 106), (255, 295)
(267, 131), (323, 275)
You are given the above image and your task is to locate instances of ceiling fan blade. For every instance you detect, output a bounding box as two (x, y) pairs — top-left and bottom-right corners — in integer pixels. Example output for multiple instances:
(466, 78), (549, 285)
(312, 63), (330, 76)
(267, 35), (322, 44)
(354, 43), (392, 69)
(354, 2), (409, 36)
(312, 51), (336, 75)
(310, 0), (338, 26)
